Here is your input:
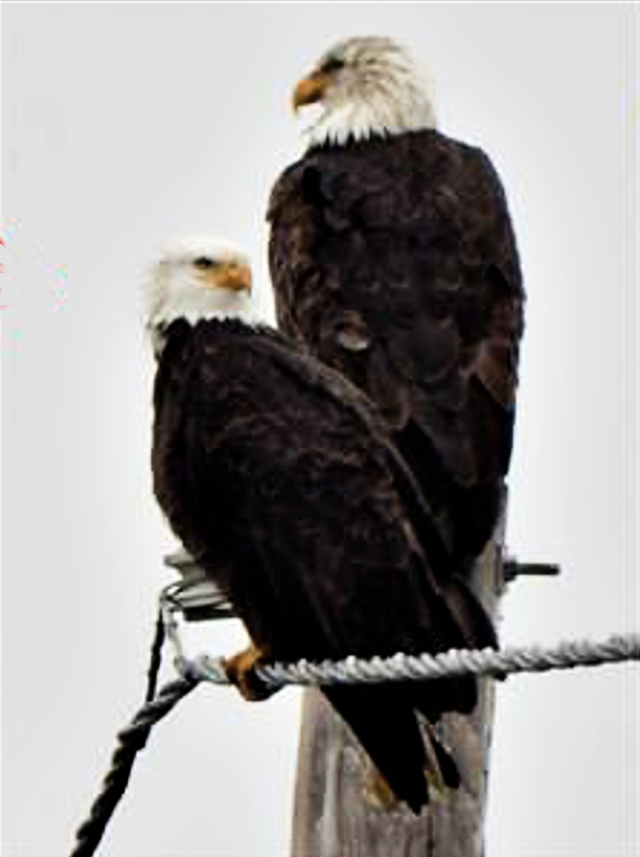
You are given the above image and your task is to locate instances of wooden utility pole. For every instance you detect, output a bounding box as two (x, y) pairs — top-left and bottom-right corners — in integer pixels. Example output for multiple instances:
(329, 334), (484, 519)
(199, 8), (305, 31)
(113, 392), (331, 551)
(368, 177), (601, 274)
(166, 540), (558, 857)
(289, 533), (505, 857)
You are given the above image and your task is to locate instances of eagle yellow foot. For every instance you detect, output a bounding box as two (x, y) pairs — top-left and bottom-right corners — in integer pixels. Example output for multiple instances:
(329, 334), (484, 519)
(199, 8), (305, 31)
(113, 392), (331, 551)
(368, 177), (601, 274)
(223, 645), (275, 702)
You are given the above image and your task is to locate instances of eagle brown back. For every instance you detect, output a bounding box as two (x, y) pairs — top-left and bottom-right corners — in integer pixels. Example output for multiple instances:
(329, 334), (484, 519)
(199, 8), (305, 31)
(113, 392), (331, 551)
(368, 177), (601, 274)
(268, 129), (525, 569)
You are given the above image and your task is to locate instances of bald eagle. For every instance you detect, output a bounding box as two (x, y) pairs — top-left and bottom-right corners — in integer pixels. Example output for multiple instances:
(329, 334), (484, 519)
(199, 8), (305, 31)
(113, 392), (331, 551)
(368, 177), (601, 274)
(268, 36), (525, 571)
(147, 236), (496, 812)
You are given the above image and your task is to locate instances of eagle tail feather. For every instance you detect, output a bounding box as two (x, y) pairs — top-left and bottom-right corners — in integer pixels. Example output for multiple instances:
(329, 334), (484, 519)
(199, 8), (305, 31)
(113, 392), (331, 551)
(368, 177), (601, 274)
(323, 685), (430, 814)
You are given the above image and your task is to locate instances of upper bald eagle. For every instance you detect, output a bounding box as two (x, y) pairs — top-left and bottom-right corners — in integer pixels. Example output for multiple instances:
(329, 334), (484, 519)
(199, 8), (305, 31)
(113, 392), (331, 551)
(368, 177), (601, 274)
(147, 236), (496, 813)
(268, 36), (525, 570)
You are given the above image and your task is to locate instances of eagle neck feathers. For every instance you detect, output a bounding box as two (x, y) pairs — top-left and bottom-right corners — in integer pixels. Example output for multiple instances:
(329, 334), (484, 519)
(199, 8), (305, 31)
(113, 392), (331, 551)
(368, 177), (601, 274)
(305, 80), (436, 149)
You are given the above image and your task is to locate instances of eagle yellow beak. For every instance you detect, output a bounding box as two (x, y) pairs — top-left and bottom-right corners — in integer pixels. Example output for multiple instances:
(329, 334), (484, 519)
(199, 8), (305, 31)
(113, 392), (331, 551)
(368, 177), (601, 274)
(214, 262), (252, 293)
(292, 71), (329, 112)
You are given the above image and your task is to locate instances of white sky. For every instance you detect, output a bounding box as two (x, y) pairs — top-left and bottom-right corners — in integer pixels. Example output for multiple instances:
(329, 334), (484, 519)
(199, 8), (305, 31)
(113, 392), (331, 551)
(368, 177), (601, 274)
(2, 3), (638, 856)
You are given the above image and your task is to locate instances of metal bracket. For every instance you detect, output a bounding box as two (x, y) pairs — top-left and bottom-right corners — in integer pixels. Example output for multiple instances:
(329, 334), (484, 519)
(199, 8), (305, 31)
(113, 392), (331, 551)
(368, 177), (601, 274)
(163, 548), (561, 622)
(163, 550), (234, 621)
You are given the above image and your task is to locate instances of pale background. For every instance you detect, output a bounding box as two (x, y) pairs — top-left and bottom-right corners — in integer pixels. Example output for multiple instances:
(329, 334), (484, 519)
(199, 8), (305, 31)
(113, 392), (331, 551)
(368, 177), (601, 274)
(2, 3), (637, 856)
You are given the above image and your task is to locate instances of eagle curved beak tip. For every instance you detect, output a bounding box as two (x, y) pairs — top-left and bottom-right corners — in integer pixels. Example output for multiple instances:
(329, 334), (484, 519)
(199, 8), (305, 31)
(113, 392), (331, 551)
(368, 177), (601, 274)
(292, 73), (327, 113)
(217, 263), (252, 293)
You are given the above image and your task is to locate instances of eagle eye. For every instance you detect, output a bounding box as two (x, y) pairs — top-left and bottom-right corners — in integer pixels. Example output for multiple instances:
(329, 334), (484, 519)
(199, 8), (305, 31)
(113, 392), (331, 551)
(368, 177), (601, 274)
(193, 256), (216, 270)
(320, 56), (345, 74)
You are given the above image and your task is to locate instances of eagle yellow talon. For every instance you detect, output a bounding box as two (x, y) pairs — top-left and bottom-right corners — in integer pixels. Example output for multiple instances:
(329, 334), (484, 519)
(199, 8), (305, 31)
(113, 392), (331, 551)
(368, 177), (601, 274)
(223, 645), (275, 702)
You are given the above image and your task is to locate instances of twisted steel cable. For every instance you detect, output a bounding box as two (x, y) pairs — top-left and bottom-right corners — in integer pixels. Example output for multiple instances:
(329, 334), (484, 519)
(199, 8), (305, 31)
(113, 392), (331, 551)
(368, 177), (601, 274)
(68, 623), (639, 857)
(190, 632), (640, 687)
(68, 674), (199, 857)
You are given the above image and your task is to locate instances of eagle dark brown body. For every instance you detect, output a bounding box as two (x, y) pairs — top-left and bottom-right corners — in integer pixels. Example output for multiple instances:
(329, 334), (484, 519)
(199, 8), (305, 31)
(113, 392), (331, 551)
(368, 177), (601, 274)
(268, 129), (525, 570)
(152, 317), (496, 812)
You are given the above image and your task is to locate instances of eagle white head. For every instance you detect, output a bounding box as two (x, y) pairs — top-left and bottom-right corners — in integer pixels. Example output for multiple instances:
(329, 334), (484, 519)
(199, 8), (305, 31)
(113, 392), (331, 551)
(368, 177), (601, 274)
(145, 236), (254, 354)
(293, 36), (437, 148)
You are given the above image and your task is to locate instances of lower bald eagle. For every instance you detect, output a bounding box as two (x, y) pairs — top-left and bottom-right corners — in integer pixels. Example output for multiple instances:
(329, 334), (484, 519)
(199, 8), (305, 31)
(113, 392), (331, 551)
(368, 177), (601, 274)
(268, 36), (525, 571)
(147, 236), (496, 812)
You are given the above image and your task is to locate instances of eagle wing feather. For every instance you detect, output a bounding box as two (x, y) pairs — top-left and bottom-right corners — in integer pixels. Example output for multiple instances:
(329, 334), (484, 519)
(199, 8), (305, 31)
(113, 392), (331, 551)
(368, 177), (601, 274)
(268, 130), (525, 563)
(152, 320), (496, 810)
